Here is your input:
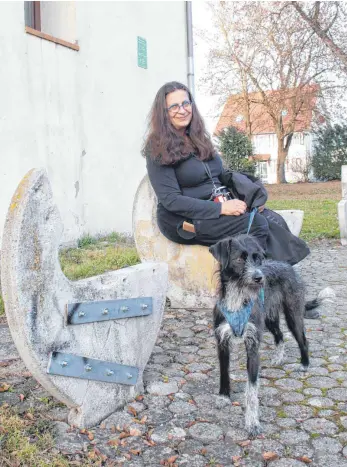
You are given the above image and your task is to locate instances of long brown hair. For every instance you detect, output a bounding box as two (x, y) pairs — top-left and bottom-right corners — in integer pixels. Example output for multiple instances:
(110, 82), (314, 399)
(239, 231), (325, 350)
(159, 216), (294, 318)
(142, 81), (215, 165)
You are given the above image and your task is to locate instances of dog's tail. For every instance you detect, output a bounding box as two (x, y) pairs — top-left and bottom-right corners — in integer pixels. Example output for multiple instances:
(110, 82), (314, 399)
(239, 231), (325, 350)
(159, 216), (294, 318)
(305, 287), (336, 310)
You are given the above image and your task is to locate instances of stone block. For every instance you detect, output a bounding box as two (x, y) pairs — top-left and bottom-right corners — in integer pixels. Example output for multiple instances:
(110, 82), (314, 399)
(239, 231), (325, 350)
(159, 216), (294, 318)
(1, 168), (168, 428)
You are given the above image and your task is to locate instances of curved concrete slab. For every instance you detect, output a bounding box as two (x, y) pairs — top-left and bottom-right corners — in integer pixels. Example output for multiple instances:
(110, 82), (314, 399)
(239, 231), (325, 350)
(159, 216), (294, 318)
(1, 169), (168, 428)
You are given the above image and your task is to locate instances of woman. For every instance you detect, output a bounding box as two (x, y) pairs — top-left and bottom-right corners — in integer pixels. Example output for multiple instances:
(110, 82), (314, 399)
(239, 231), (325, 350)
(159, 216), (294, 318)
(143, 82), (314, 315)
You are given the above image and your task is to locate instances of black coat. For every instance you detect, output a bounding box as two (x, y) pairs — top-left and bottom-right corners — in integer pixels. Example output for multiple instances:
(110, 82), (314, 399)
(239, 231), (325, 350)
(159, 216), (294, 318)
(220, 169), (310, 265)
(147, 154), (310, 265)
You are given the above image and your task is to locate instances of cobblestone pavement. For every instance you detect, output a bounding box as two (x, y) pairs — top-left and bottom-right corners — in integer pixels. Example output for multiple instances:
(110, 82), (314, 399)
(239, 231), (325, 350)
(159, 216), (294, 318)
(1, 240), (347, 466)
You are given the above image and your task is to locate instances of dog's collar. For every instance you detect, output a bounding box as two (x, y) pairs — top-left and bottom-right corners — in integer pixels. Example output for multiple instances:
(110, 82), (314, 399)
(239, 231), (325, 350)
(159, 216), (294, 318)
(218, 288), (264, 338)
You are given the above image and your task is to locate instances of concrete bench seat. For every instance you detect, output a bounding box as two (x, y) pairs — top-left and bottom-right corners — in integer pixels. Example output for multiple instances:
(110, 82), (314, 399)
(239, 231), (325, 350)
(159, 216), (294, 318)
(133, 175), (304, 308)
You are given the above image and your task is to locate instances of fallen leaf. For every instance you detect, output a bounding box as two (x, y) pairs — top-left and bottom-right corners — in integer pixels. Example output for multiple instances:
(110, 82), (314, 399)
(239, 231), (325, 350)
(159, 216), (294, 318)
(22, 372), (32, 378)
(80, 428), (87, 435)
(100, 454), (108, 462)
(237, 439), (251, 447)
(0, 383), (10, 392)
(120, 439), (127, 447)
(0, 361), (10, 367)
(24, 412), (34, 420)
(140, 415), (148, 424)
(232, 455), (242, 464)
(87, 431), (94, 441)
(136, 395), (144, 401)
(232, 401), (240, 406)
(129, 428), (141, 437)
(167, 395), (174, 401)
(299, 456), (313, 464)
(263, 451), (279, 461)
(128, 406), (137, 417)
(110, 425), (116, 433)
(100, 422), (106, 430)
(201, 448), (207, 455)
(186, 421), (196, 428)
(119, 431), (130, 439)
(19, 394), (25, 402)
(107, 439), (119, 446)
(129, 449), (141, 455)
(0, 426), (6, 434)
(167, 456), (178, 464)
(144, 439), (156, 447)
(124, 453), (131, 460)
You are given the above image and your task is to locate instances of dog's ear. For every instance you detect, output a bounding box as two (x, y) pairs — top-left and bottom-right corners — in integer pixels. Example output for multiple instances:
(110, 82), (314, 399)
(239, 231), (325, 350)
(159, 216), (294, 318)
(209, 239), (232, 270)
(245, 235), (265, 258)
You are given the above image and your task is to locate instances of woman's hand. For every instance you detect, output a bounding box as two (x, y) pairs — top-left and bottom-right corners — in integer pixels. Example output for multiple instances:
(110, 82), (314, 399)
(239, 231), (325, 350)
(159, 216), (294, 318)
(220, 199), (247, 216)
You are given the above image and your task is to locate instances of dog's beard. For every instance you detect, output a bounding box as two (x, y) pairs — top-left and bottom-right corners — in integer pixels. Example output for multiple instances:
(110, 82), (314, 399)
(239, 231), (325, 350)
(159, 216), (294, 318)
(221, 270), (262, 312)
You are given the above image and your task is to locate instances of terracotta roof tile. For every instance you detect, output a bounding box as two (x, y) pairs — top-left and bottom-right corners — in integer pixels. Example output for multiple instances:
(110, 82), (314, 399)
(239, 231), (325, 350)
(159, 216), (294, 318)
(215, 86), (319, 136)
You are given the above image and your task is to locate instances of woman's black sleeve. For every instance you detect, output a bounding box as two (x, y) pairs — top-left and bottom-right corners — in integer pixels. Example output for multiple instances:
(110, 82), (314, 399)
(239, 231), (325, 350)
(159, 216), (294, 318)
(146, 158), (221, 220)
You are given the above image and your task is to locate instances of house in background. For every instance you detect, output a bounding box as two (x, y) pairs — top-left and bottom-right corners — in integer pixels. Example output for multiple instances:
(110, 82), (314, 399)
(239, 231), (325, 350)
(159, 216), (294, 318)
(215, 88), (319, 184)
(0, 1), (190, 244)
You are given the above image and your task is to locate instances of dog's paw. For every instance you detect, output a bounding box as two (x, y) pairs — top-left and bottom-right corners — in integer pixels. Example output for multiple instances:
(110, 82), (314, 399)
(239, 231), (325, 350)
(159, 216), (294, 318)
(271, 342), (285, 366)
(246, 423), (262, 439)
(292, 363), (309, 373)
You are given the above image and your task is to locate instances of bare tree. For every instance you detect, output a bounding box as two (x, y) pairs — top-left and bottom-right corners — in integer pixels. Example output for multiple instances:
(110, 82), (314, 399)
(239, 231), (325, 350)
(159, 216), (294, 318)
(291, 2), (347, 73)
(202, 1), (342, 183)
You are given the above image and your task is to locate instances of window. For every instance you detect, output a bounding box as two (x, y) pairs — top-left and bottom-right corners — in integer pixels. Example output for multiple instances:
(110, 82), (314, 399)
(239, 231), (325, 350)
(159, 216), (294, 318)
(24, 1), (78, 51)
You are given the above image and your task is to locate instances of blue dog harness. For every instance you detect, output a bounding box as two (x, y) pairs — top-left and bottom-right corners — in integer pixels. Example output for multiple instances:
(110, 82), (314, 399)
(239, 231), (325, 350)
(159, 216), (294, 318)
(218, 288), (265, 337)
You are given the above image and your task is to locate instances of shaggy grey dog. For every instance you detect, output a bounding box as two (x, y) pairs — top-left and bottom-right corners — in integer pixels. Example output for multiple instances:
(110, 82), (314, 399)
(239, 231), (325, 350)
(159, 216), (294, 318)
(209, 234), (332, 438)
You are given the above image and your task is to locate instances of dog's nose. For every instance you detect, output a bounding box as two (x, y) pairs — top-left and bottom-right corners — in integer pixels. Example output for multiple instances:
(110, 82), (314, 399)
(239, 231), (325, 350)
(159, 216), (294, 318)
(253, 271), (264, 284)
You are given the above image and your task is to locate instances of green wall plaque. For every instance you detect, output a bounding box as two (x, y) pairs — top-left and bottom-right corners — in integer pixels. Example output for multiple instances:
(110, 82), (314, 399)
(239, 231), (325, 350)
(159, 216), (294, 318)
(137, 36), (147, 69)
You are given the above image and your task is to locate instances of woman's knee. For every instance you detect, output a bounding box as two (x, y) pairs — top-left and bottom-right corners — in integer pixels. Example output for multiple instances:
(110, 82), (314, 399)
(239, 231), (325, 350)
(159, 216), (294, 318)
(251, 213), (269, 235)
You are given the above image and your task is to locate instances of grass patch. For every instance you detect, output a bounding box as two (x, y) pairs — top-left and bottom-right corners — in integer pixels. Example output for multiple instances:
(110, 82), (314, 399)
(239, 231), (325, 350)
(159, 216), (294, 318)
(60, 243), (140, 281)
(0, 405), (68, 467)
(266, 199), (339, 241)
(0, 294), (4, 317)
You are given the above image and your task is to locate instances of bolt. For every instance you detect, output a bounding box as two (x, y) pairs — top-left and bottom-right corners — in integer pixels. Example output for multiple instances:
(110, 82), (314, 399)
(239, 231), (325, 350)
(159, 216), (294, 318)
(141, 304), (148, 310)
(106, 369), (114, 376)
(84, 364), (92, 372)
(120, 306), (129, 312)
(60, 361), (68, 367)
(78, 311), (85, 318)
(102, 308), (109, 315)
(126, 373), (133, 379)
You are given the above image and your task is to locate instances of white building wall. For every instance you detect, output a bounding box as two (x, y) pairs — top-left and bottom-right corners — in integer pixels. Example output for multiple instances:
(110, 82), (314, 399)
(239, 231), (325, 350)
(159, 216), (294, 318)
(0, 1), (188, 244)
(252, 132), (312, 184)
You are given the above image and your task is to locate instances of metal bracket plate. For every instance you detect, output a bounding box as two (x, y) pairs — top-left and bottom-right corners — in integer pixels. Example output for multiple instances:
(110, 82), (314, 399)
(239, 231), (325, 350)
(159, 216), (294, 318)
(66, 297), (152, 325)
(47, 352), (138, 385)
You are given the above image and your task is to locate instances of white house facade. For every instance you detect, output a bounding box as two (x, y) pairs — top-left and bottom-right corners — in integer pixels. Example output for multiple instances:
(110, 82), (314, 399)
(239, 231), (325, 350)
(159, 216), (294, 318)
(252, 132), (314, 184)
(0, 1), (189, 244)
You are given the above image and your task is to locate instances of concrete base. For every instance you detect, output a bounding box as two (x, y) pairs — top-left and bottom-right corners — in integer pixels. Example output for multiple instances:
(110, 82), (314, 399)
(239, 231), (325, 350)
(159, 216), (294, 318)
(274, 209), (304, 238)
(338, 199), (347, 246)
(133, 175), (304, 309)
(1, 169), (168, 428)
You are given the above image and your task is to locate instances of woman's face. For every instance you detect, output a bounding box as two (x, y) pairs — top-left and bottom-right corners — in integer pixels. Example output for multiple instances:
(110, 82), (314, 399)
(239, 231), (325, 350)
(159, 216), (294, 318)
(165, 89), (192, 132)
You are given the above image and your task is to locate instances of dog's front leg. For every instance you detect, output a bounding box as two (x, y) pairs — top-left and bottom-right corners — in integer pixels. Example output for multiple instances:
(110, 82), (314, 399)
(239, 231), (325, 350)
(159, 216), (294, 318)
(244, 324), (262, 437)
(217, 332), (230, 397)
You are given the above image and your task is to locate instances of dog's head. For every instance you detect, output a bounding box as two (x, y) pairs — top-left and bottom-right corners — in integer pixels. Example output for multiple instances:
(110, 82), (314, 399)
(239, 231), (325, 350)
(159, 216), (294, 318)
(209, 234), (265, 289)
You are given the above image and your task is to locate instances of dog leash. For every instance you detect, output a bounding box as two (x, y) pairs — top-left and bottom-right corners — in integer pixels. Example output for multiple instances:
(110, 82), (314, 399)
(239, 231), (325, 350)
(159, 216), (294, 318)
(247, 207), (258, 234)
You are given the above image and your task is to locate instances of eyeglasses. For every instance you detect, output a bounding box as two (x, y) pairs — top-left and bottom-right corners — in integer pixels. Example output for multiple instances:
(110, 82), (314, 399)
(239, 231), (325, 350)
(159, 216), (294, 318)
(166, 100), (192, 115)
